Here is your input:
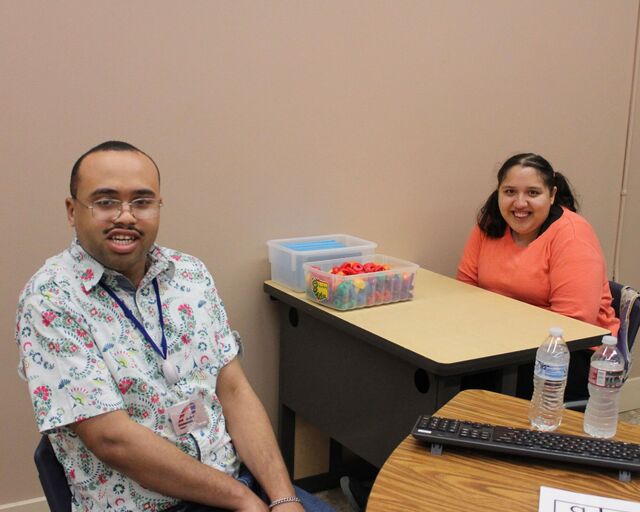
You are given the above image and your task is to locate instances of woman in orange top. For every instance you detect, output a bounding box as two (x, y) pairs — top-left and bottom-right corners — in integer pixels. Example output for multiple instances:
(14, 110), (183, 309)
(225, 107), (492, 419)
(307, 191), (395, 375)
(457, 153), (618, 399)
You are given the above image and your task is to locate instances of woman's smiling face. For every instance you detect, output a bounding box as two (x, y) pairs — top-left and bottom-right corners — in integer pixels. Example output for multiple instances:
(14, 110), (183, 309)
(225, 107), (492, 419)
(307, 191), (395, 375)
(498, 165), (557, 247)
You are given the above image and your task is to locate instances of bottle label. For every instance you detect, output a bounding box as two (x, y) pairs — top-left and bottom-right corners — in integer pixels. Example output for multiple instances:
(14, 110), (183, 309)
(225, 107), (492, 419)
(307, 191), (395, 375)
(588, 367), (624, 388)
(534, 360), (567, 381)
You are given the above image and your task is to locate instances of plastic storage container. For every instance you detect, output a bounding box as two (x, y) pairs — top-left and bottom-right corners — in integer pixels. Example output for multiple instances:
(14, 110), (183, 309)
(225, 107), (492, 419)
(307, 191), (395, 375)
(303, 254), (418, 310)
(267, 234), (377, 292)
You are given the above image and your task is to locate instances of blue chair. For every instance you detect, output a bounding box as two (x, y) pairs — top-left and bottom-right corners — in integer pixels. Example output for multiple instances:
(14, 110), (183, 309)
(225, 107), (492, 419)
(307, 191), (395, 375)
(565, 280), (640, 410)
(34, 435), (72, 512)
(609, 281), (640, 377)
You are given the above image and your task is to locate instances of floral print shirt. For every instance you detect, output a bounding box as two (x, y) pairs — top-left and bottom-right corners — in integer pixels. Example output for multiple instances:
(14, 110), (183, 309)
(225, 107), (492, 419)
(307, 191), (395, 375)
(16, 239), (240, 511)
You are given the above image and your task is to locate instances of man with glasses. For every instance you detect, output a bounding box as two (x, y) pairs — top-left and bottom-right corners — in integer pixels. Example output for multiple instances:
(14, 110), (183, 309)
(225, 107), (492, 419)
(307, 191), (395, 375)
(16, 141), (334, 512)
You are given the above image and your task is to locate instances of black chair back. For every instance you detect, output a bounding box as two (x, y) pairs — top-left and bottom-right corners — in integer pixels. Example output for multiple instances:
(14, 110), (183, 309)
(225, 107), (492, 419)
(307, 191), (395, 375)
(609, 280), (640, 374)
(565, 280), (640, 411)
(34, 435), (72, 512)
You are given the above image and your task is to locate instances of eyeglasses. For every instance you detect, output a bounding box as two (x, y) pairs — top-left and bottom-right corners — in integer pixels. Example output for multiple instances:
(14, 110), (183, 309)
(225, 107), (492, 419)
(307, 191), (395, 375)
(74, 197), (162, 221)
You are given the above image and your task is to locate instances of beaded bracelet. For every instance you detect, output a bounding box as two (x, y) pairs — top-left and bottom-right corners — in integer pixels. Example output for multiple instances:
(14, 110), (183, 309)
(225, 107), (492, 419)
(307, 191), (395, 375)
(268, 496), (302, 509)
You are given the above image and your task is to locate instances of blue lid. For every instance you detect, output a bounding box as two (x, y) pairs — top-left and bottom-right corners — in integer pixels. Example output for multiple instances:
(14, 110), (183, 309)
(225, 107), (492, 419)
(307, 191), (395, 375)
(282, 240), (347, 251)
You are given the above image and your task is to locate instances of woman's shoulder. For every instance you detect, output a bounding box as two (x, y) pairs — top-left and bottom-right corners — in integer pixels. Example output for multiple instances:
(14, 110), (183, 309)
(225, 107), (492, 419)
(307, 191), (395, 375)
(545, 207), (603, 253)
(465, 223), (489, 246)
(553, 208), (598, 237)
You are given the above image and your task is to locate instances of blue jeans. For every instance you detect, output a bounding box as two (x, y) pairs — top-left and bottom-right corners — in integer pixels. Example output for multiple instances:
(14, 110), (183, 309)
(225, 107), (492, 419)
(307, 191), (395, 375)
(165, 466), (335, 512)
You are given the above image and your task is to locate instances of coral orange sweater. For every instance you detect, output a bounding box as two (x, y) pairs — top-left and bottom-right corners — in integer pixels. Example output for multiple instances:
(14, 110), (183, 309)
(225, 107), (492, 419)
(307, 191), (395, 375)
(457, 208), (619, 335)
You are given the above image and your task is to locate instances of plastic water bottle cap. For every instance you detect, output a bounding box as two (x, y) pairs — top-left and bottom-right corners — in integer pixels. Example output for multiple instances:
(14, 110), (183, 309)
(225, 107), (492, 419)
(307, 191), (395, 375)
(602, 335), (617, 345)
(549, 327), (564, 337)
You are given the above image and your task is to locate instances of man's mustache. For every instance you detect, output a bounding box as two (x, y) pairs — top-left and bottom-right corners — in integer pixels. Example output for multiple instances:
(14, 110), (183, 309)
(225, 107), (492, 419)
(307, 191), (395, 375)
(103, 226), (144, 236)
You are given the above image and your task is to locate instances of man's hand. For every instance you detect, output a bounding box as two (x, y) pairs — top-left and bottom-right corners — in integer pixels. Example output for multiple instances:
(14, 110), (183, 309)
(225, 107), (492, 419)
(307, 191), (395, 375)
(235, 494), (307, 511)
(235, 495), (270, 512)
(269, 502), (305, 512)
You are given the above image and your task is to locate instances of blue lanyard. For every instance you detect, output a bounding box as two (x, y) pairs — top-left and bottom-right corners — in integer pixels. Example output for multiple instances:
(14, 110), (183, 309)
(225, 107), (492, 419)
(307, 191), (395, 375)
(100, 278), (168, 360)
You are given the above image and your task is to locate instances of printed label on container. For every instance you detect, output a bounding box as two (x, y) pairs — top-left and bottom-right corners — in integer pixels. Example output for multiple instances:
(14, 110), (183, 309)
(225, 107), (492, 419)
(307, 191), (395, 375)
(588, 367), (624, 388)
(311, 278), (329, 302)
(534, 360), (568, 381)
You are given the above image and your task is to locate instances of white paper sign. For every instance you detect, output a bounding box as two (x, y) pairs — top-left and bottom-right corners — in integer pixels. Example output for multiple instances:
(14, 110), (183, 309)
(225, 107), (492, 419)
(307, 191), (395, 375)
(539, 486), (640, 512)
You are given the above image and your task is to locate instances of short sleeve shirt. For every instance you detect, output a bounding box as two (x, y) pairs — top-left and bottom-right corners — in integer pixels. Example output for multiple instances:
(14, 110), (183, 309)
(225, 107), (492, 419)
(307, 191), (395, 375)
(16, 240), (240, 511)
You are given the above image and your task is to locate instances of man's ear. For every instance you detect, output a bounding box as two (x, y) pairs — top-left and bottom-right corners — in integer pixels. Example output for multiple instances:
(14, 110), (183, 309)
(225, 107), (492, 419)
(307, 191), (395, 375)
(65, 198), (76, 227)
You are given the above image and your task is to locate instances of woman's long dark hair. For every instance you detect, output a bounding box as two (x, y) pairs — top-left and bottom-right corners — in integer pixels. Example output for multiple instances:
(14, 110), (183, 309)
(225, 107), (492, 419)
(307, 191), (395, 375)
(477, 153), (579, 238)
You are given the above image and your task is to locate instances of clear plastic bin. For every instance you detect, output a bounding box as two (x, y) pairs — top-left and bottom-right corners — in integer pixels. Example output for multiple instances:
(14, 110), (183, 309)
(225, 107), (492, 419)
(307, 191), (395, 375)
(303, 254), (418, 310)
(267, 234), (377, 292)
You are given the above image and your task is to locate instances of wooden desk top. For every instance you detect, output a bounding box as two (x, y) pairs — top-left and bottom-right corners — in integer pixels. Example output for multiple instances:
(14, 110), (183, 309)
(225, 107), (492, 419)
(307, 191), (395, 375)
(367, 389), (640, 511)
(265, 268), (607, 370)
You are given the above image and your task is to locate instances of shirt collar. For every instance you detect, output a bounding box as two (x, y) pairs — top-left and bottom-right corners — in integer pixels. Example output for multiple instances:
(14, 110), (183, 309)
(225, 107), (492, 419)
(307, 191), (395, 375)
(537, 204), (564, 238)
(68, 239), (175, 293)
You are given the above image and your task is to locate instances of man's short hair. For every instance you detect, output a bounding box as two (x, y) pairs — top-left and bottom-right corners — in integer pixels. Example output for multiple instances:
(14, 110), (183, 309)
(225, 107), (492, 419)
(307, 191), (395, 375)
(70, 141), (160, 198)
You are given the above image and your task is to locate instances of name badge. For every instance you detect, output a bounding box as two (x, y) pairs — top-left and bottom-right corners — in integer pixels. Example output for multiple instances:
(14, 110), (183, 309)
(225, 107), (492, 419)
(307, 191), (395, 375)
(168, 399), (209, 435)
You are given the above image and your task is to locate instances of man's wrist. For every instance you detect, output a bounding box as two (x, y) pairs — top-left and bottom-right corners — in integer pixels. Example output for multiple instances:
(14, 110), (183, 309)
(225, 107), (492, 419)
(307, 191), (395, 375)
(268, 495), (302, 509)
(226, 478), (261, 509)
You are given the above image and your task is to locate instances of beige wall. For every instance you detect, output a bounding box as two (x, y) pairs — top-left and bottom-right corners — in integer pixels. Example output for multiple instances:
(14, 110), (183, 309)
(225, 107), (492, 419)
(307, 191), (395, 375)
(618, 7), (640, 388)
(2, 0), (639, 504)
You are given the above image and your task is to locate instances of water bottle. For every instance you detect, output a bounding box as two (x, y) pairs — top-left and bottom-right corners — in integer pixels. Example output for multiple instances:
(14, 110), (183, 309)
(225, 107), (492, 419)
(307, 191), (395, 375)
(583, 336), (625, 438)
(529, 327), (570, 431)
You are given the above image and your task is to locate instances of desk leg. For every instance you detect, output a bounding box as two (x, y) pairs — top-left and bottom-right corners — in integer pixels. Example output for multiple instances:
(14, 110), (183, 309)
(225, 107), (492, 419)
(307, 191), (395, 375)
(329, 438), (343, 475)
(279, 405), (348, 490)
(497, 364), (518, 396)
(435, 376), (461, 409)
(279, 403), (296, 477)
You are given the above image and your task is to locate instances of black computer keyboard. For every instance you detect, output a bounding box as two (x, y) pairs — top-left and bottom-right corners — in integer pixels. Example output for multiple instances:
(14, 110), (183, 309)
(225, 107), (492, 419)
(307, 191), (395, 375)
(412, 415), (640, 481)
